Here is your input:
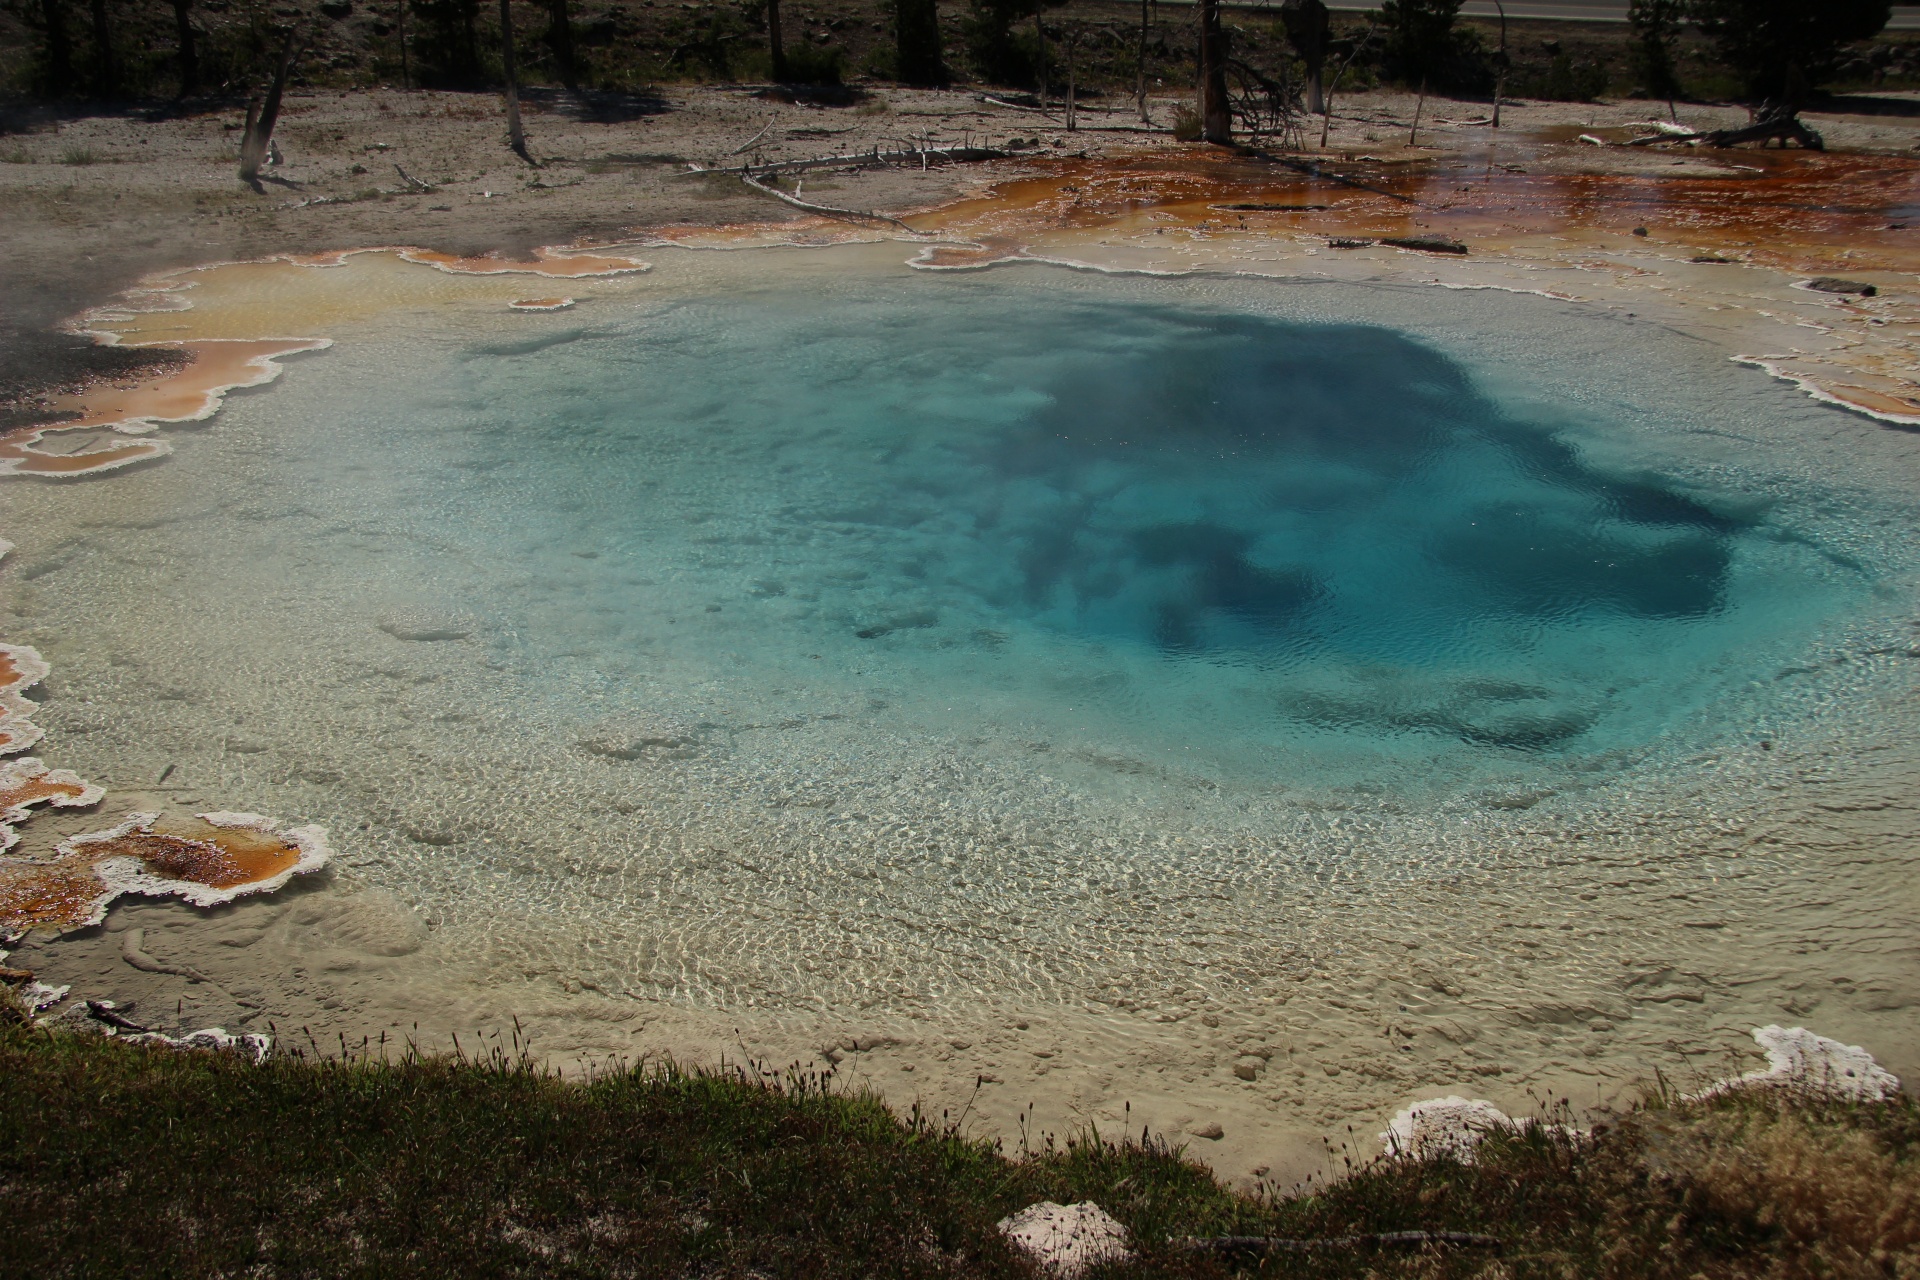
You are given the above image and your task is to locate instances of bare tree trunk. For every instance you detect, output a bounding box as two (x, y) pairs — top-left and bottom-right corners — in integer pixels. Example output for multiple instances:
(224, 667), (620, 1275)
(1408, 76), (1426, 145)
(1280, 0), (1327, 116)
(1319, 18), (1373, 149)
(239, 28), (298, 183)
(87, 0), (116, 95)
(1490, 0), (1506, 127)
(172, 0), (198, 97)
(395, 0), (410, 87)
(1064, 28), (1076, 130)
(766, 0), (786, 79)
(1136, 0), (1149, 121)
(39, 0), (74, 94)
(895, 0), (941, 85)
(499, 0), (530, 162)
(547, 0), (576, 88)
(1197, 0), (1230, 144)
(1034, 4), (1047, 105)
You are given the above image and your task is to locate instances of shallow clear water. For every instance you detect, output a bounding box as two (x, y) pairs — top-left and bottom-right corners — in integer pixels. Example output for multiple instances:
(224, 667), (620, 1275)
(9, 248), (1918, 1010)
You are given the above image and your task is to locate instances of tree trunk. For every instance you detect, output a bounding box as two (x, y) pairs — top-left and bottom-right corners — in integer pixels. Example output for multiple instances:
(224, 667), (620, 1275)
(239, 29), (299, 183)
(1197, 0), (1230, 144)
(1135, 0), (1149, 121)
(1033, 4), (1047, 104)
(1064, 28), (1076, 130)
(895, 0), (940, 85)
(1279, 0), (1328, 116)
(88, 0), (116, 95)
(39, 0), (74, 94)
(459, 1), (479, 83)
(499, 0), (529, 161)
(546, 0), (575, 88)
(766, 0), (786, 80)
(172, 0), (198, 97)
(396, 0), (409, 87)
(1490, 0), (1506, 126)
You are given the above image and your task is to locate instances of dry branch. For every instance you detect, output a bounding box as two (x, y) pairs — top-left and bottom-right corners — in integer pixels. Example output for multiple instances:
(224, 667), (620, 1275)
(739, 170), (917, 229)
(729, 119), (776, 155)
(1626, 111), (1824, 150)
(976, 92), (1060, 118)
(686, 144), (1008, 178)
(1186, 1231), (1505, 1255)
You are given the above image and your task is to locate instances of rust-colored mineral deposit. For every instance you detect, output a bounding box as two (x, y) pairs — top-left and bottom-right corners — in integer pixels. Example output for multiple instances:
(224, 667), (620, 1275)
(0, 811), (332, 931)
(0, 758), (103, 851)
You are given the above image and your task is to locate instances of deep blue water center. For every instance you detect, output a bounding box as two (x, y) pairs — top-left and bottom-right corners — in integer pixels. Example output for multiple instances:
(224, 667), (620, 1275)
(995, 315), (1737, 673)
(353, 269), (1864, 790)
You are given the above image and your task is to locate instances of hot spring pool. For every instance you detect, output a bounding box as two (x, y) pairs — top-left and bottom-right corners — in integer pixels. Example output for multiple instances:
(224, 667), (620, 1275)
(6, 245), (1917, 1015)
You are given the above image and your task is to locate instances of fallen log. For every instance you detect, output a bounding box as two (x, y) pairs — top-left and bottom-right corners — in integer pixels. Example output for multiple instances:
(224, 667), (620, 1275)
(1626, 111), (1824, 150)
(976, 91), (1060, 118)
(739, 170), (917, 230)
(1381, 234), (1467, 254)
(1185, 1231), (1504, 1256)
(728, 119), (776, 155)
(685, 144), (1009, 178)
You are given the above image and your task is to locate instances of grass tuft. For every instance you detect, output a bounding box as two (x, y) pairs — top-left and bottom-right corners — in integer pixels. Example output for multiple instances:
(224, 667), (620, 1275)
(1, 1018), (1914, 1277)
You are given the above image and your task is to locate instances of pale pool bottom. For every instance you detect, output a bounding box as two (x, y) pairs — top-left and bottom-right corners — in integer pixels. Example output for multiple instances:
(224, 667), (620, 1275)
(7, 246), (1920, 1173)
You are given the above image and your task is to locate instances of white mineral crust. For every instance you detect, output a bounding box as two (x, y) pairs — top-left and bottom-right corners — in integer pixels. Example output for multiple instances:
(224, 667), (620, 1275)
(996, 1201), (1131, 1277)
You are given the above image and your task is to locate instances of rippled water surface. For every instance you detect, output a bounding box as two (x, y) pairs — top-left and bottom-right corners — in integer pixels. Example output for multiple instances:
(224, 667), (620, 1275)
(8, 248), (1916, 1010)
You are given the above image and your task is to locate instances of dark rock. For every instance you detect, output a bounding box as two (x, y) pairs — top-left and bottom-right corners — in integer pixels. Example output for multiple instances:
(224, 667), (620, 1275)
(1805, 277), (1878, 297)
(1381, 235), (1467, 255)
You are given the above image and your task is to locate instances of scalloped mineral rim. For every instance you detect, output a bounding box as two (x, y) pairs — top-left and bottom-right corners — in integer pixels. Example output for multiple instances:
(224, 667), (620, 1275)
(0, 811), (333, 932)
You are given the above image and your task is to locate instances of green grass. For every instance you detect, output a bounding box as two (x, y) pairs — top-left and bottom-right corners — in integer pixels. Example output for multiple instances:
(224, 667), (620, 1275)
(2, 1009), (1915, 1278)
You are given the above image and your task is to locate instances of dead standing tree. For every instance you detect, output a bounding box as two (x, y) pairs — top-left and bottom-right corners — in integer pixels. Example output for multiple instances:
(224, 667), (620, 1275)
(1318, 18), (1378, 148)
(499, 0), (533, 163)
(87, 0), (117, 94)
(239, 28), (301, 186)
(171, 0), (199, 96)
(896, 0), (943, 85)
(37, 0), (74, 94)
(1226, 57), (1307, 146)
(765, 0), (787, 79)
(1196, 0), (1231, 143)
(1279, 0), (1329, 115)
(546, 0), (577, 88)
(1135, 0), (1150, 120)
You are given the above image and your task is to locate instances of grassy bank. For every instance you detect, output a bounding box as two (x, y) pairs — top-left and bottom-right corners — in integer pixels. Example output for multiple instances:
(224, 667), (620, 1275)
(2, 1013), (1916, 1278)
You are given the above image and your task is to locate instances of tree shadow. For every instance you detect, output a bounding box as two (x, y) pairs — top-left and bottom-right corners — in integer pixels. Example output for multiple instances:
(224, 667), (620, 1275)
(1807, 93), (1920, 118)
(528, 87), (672, 123)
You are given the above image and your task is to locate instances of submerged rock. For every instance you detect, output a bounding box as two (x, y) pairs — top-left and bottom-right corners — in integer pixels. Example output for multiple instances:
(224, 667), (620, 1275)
(1804, 277), (1878, 297)
(1381, 235), (1468, 255)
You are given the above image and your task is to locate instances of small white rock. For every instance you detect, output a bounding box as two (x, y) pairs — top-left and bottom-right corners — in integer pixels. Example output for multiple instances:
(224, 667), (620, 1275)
(997, 1201), (1130, 1278)
(1381, 1096), (1516, 1162)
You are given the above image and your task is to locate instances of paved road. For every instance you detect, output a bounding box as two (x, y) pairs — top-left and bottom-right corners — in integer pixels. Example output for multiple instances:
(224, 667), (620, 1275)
(1155, 0), (1920, 33)
(1301, 0), (1920, 31)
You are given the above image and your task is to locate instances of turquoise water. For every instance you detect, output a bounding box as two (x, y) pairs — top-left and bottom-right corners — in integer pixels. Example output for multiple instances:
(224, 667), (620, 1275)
(299, 266), (1868, 794)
